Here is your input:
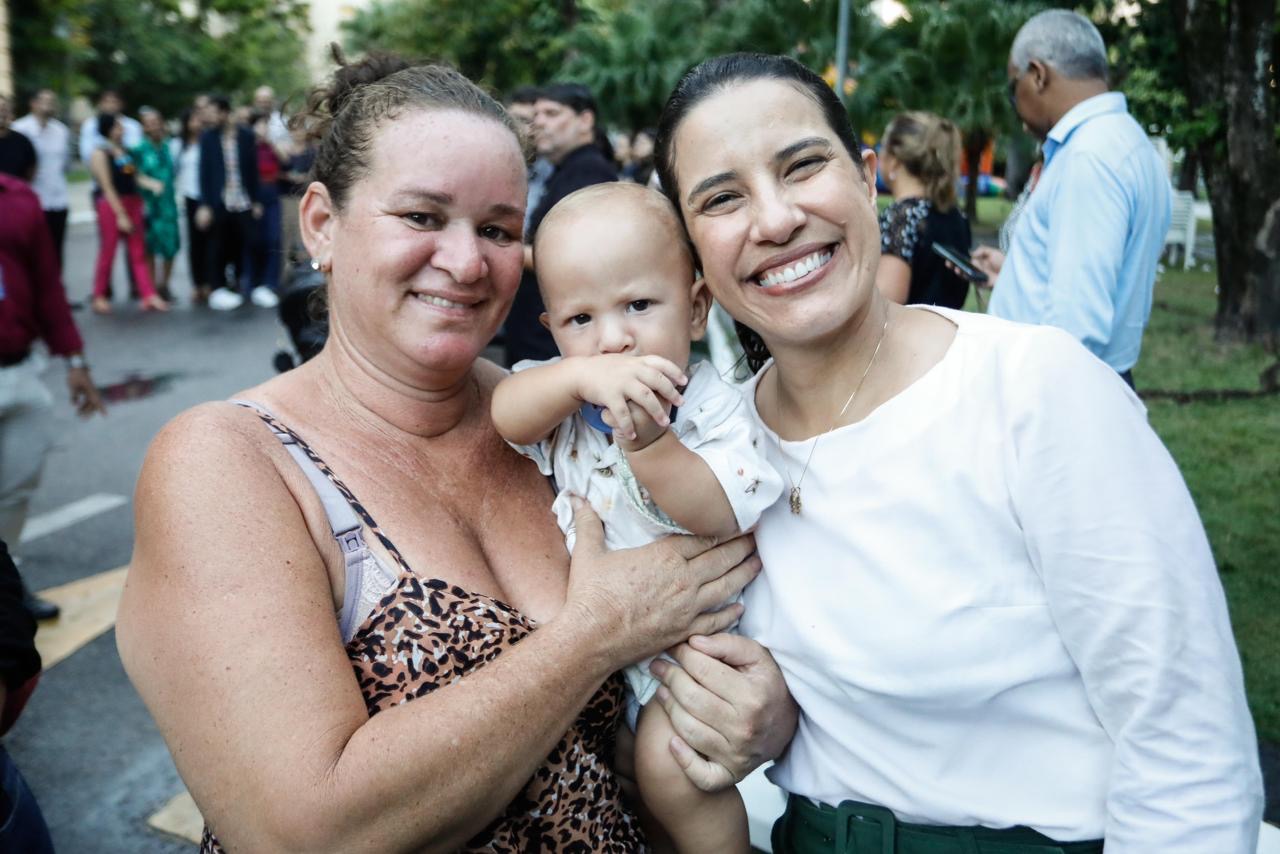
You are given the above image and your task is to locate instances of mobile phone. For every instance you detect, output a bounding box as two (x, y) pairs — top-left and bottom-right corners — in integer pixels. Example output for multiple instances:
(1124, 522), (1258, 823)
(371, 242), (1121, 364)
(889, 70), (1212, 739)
(932, 243), (989, 284)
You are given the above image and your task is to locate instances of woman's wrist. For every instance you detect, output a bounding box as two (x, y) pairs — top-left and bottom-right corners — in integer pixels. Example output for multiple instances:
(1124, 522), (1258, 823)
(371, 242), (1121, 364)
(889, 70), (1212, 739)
(543, 598), (628, 681)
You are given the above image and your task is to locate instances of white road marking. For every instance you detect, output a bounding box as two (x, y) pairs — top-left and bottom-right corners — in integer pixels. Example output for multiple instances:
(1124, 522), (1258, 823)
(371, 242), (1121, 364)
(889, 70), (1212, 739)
(21, 493), (128, 544)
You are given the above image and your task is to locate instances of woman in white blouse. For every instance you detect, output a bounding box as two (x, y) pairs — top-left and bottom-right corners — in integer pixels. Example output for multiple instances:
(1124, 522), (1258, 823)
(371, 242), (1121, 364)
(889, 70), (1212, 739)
(649, 53), (1263, 854)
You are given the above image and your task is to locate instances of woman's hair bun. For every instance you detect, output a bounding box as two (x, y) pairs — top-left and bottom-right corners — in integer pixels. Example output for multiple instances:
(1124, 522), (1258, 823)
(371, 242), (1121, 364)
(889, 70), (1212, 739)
(292, 44), (416, 142)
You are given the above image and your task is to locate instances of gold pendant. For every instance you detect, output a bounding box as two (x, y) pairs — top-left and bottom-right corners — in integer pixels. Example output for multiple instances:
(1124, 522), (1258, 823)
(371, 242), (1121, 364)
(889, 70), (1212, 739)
(789, 486), (802, 515)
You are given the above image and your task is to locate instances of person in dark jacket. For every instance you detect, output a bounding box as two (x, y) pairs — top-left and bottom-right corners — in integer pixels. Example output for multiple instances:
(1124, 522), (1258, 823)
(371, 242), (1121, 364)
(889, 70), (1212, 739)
(195, 96), (262, 311)
(0, 539), (54, 853)
(503, 83), (617, 366)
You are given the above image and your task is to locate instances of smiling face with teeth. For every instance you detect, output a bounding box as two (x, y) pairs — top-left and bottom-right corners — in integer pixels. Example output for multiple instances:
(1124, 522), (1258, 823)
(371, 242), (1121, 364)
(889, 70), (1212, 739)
(308, 108), (528, 380)
(668, 78), (883, 355)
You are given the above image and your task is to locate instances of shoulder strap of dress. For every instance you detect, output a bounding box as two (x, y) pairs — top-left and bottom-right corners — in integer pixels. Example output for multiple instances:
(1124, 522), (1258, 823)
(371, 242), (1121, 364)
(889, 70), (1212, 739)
(228, 399), (413, 574)
(229, 399), (413, 639)
(230, 398), (362, 540)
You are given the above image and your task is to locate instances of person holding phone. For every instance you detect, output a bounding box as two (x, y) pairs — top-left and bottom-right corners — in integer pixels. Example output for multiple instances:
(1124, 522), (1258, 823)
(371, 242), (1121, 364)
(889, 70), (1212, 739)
(875, 111), (972, 308)
(977, 10), (1171, 387)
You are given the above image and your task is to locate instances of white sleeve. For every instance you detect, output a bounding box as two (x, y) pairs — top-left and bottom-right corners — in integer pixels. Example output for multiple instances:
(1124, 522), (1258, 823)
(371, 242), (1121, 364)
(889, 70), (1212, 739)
(1008, 328), (1262, 852)
(677, 378), (785, 532)
(78, 120), (97, 165)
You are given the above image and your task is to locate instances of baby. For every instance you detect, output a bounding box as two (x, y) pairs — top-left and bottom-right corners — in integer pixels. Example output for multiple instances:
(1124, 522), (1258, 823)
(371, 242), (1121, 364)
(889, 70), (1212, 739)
(492, 182), (782, 853)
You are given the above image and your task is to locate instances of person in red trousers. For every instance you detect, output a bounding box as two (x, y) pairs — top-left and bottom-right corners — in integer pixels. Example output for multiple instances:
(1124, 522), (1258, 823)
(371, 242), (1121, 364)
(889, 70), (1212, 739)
(88, 113), (169, 314)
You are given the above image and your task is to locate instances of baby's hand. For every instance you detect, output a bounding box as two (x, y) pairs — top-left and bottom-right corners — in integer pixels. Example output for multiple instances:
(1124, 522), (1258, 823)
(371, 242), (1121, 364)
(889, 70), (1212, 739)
(607, 400), (667, 451)
(572, 354), (686, 442)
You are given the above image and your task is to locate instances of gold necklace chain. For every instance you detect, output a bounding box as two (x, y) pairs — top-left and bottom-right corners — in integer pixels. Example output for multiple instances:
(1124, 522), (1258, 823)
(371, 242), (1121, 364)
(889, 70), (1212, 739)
(775, 308), (891, 515)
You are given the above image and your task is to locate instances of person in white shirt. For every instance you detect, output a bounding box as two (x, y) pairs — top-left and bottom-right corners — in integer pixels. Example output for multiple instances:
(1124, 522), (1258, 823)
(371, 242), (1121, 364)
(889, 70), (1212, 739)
(12, 90), (72, 267)
(77, 89), (143, 166)
(252, 85), (291, 149)
(647, 52), (1264, 853)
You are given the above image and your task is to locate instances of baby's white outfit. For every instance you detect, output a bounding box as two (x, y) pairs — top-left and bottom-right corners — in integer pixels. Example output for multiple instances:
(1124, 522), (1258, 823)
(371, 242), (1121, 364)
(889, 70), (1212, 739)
(509, 358), (784, 721)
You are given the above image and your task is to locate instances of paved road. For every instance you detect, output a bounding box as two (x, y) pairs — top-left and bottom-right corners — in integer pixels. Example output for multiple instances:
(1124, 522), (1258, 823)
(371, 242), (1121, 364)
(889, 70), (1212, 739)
(5, 215), (283, 852)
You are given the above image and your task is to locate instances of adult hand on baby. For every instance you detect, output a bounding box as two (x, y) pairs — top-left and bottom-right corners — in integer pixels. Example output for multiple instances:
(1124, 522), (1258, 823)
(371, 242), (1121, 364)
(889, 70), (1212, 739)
(560, 497), (760, 670)
(571, 354), (686, 443)
(650, 634), (798, 792)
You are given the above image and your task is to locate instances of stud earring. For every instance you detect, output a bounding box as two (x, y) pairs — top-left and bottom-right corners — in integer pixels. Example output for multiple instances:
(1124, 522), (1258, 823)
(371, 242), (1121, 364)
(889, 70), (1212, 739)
(310, 258), (321, 271)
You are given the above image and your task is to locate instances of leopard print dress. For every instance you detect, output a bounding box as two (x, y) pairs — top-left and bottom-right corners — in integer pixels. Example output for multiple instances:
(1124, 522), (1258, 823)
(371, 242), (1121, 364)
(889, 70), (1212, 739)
(200, 408), (645, 852)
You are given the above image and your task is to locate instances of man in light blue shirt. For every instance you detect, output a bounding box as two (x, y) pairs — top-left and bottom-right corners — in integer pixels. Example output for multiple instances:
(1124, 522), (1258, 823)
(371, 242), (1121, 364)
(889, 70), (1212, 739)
(974, 10), (1172, 385)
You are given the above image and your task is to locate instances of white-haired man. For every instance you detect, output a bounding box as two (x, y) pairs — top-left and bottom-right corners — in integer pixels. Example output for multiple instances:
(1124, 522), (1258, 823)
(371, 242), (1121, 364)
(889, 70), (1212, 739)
(972, 9), (1171, 388)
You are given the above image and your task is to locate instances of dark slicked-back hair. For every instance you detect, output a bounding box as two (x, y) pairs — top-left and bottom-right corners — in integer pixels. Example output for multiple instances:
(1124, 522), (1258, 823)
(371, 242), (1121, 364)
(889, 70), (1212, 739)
(507, 85), (542, 106)
(538, 82), (597, 116)
(654, 53), (866, 373)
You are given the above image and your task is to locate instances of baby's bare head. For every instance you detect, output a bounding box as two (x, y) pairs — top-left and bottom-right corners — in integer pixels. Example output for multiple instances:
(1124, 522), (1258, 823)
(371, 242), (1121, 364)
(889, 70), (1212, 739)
(533, 182), (696, 311)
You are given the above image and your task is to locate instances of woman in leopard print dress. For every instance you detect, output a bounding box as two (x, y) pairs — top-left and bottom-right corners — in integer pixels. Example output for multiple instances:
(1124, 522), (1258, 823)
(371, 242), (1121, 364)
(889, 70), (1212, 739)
(117, 50), (792, 852)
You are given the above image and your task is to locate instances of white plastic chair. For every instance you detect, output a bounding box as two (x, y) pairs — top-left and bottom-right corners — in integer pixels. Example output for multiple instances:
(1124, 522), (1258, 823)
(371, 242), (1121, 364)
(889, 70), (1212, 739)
(1259, 820), (1280, 854)
(1164, 189), (1197, 270)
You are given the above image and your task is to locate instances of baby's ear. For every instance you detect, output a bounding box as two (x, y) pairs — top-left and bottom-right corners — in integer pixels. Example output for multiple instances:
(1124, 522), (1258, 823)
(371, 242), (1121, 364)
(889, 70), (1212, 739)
(688, 277), (712, 342)
(538, 312), (551, 331)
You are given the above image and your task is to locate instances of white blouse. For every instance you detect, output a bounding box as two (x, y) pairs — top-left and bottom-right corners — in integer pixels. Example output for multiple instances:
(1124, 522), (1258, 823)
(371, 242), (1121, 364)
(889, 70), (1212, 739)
(738, 307), (1262, 851)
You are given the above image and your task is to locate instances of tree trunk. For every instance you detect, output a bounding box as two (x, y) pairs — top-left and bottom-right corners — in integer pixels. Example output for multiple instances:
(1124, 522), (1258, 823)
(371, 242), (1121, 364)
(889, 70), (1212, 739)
(1170, 0), (1280, 343)
(964, 133), (986, 225)
(1176, 151), (1197, 193)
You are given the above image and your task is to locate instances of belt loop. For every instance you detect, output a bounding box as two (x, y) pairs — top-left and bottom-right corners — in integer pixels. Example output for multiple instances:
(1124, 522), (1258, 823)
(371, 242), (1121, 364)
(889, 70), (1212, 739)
(834, 801), (896, 854)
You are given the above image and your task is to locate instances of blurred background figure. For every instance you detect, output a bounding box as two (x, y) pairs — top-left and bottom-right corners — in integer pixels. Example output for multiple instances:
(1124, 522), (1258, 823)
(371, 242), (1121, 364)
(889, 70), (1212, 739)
(89, 114), (170, 314)
(609, 128), (632, 173)
(505, 82), (617, 366)
(12, 90), (72, 270)
(0, 172), (105, 620)
(277, 122), (317, 283)
(197, 96), (262, 311)
(253, 85), (292, 148)
(978, 9), (1171, 387)
(621, 126), (656, 186)
(876, 111), (972, 308)
(175, 105), (212, 303)
(133, 109), (181, 303)
(0, 95), (36, 183)
(0, 539), (54, 854)
(505, 85), (552, 235)
(244, 111), (285, 308)
(78, 90), (142, 165)
(79, 90), (144, 302)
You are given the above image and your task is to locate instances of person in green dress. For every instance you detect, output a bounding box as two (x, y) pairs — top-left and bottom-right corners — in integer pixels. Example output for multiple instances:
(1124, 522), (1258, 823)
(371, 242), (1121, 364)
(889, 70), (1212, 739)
(133, 110), (180, 301)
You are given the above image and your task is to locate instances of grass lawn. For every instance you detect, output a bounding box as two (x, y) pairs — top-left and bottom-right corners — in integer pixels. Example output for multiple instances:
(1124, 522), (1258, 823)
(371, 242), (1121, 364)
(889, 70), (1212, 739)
(1139, 266), (1280, 743)
(876, 194), (1013, 230)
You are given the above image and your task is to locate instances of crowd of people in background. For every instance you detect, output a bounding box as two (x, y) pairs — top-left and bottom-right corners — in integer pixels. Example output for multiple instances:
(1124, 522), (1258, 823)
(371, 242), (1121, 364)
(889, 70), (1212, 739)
(0, 85), (318, 316)
(496, 80), (977, 372)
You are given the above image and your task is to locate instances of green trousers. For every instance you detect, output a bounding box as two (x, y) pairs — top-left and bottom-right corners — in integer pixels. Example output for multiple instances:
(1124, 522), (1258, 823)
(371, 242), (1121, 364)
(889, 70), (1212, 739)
(771, 795), (1105, 854)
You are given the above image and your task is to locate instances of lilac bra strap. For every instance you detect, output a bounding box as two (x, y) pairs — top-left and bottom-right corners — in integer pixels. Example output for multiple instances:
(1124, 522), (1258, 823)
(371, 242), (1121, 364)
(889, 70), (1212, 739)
(230, 399), (368, 640)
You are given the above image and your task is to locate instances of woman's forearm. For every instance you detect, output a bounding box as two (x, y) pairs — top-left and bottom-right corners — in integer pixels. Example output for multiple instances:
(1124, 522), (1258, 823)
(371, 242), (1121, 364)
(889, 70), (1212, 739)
(312, 614), (616, 850)
(224, 612), (619, 854)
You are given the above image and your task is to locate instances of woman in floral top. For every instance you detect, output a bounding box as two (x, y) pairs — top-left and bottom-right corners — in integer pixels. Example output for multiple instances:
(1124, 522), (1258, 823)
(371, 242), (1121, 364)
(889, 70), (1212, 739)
(876, 111), (972, 309)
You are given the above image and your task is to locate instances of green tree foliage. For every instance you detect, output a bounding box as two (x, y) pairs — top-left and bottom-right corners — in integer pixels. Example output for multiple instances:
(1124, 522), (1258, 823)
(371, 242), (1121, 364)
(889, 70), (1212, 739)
(561, 0), (842, 130)
(342, 0), (581, 98)
(11, 0), (309, 119)
(851, 0), (1041, 222)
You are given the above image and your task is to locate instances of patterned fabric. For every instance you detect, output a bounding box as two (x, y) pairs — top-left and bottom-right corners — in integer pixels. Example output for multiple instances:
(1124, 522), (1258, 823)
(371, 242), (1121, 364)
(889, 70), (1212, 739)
(131, 139), (180, 259)
(199, 408), (644, 853)
(220, 133), (251, 213)
(878, 197), (931, 263)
